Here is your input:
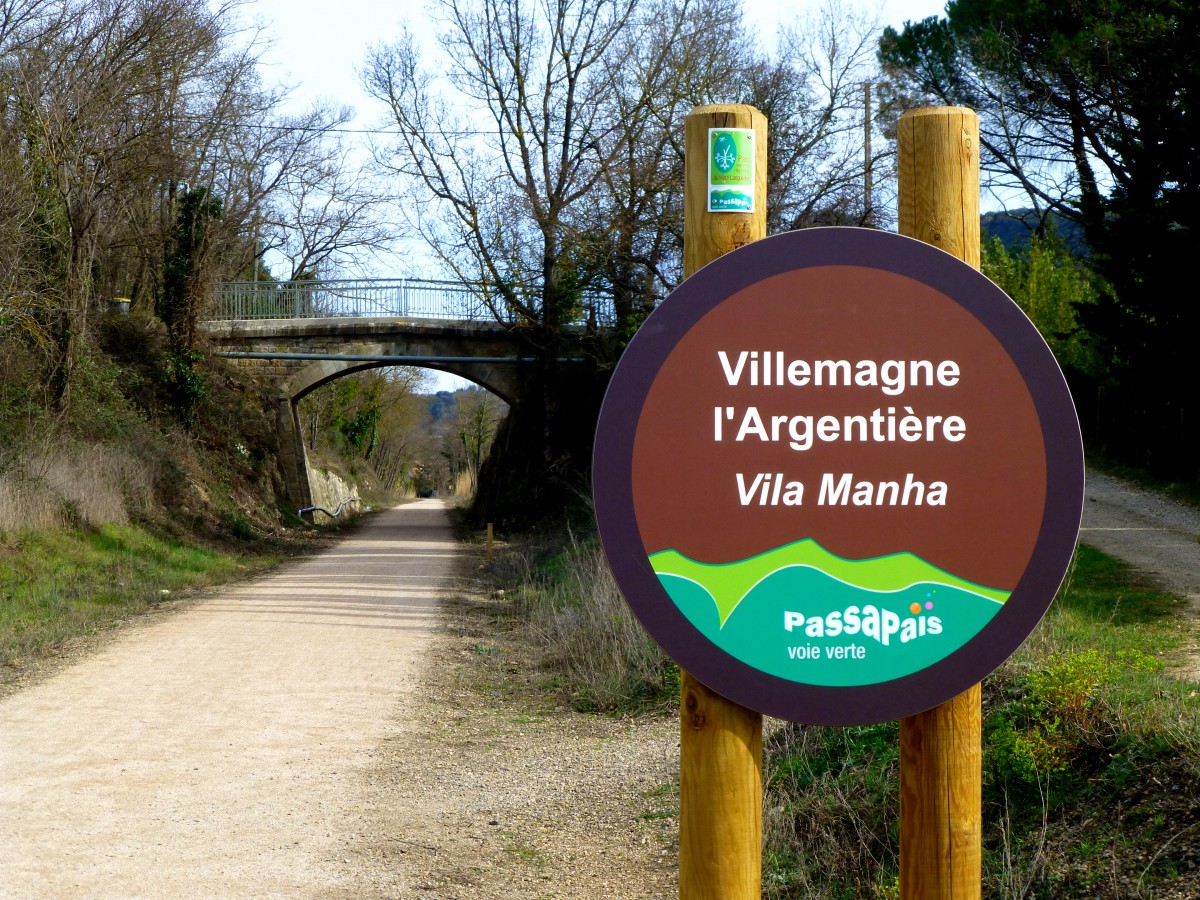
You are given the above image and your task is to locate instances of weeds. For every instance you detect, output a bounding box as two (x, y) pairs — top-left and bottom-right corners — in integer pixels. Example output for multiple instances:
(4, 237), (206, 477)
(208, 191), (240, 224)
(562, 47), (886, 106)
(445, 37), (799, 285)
(763, 721), (900, 899)
(485, 529), (677, 713)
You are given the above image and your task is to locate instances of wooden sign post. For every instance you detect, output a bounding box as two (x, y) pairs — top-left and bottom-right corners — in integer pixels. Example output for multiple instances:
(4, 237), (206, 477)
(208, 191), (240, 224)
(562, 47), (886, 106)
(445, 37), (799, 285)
(897, 106), (983, 900)
(679, 103), (767, 900)
(595, 102), (1080, 900)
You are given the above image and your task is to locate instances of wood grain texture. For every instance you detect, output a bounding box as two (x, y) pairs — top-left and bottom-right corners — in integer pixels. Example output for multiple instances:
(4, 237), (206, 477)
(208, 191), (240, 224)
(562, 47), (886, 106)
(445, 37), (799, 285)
(899, 685), (982, 899)
(897, 107), (980, 270)
(897, 105), (983, 900)
(679, 103), (767, 900)
(678, 671), (763, 900)
(683, 105), (768, 278)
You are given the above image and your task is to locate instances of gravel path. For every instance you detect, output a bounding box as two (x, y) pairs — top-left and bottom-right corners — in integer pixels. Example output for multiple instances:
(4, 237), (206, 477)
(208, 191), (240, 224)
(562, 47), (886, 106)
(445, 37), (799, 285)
(1081, 466), (1200, 677)
(1081, 467), (1200, 605)
(0, 500), (454, 897)
(0, 500), (677, 898)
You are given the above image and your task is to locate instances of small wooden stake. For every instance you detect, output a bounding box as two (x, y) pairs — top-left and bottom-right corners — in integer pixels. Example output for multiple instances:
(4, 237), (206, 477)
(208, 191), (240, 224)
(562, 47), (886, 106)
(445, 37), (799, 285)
(486, 522), (494, 560)
(897, 106), (982, 900)
(678, 103), (767, 900)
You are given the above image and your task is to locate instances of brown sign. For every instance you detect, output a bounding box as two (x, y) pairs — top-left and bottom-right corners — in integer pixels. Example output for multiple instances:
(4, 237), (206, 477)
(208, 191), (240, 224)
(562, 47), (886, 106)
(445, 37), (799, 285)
(594, 228), (1083, 724)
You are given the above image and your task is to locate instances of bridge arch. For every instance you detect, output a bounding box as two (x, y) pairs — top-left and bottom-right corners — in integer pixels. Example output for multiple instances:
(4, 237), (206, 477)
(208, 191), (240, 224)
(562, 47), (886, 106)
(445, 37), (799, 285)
(272, 356), (517, 518)
(203, 318), (548, 516)
(280, 347), (528, 408)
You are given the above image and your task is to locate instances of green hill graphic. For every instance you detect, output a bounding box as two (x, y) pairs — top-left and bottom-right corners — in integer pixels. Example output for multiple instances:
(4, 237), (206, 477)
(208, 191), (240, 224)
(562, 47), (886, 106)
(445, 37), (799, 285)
(649, 539), (1010, 628)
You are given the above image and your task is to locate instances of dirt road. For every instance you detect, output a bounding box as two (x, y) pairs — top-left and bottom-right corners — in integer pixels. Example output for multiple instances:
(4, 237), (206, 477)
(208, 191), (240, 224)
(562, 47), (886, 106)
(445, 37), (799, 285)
(0, 500), (454, 898)
(1081, 467), (1200, 606)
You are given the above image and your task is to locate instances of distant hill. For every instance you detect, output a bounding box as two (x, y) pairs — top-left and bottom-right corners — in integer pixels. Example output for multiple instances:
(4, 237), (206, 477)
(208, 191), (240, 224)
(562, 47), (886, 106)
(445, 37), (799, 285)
(981, 209), (1087, 256)
(426, 390), (458, 423)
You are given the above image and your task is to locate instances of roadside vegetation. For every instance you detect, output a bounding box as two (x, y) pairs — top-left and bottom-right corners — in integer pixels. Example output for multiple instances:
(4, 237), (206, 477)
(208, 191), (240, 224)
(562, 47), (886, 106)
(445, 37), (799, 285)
(0, 333), (315, 688)
(477, 527), (678, 713)
(0, 525), (288, 674)
(481, 529), (1200, 899)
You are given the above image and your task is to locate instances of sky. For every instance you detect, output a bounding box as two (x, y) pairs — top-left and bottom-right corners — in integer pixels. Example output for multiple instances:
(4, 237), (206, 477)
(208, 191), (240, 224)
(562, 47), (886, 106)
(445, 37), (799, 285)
(249, 0), (949, 139)
(243, 0), (950, 388)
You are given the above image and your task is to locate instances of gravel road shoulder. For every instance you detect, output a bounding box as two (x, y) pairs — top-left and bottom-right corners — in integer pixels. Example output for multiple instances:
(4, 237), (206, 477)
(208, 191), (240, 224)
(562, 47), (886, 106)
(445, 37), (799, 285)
(333, 567), (680, 899)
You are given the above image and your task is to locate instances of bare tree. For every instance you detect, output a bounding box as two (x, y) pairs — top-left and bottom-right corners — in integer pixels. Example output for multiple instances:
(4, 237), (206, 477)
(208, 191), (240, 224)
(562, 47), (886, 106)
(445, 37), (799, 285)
(363, 0), (893, 518)
(452, 386), (505, 494)
(763, 1), (891, 231)
(0, 0), (393, 416)
(257, 124), (393, 280)
(584, 0), (749, 337)
(364, 0), (642, 465)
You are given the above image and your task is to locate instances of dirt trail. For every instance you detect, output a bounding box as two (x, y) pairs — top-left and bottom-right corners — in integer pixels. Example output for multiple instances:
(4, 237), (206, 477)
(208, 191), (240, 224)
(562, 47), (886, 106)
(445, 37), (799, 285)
(0, 500), (454, 898)
(1081, 467), (1200, 677)
(1081, 468), (1200, 605)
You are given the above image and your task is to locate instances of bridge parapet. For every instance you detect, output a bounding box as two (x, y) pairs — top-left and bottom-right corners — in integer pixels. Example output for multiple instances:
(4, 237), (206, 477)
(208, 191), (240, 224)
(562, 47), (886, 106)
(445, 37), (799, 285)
(203, 316), (540, 404)
(210, 278), (498, 322)
(208, 277), (616, 326)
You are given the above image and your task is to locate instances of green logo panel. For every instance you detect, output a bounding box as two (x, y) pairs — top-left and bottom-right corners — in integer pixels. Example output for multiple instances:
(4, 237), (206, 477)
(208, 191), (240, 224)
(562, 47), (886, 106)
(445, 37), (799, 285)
(651, 540), (1007, 687)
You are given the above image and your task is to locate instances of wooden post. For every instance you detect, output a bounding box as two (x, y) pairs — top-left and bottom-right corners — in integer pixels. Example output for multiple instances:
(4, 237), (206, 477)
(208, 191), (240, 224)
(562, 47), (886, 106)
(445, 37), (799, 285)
(897, 106), (982, 900)
(679, 104), (767, 900)
(683, 105), (768, 276)
(486, 522), (494, 561)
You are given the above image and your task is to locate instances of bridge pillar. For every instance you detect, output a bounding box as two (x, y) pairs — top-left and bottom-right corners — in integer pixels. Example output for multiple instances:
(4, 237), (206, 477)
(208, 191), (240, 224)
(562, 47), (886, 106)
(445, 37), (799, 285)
(275, 396), (315, 517)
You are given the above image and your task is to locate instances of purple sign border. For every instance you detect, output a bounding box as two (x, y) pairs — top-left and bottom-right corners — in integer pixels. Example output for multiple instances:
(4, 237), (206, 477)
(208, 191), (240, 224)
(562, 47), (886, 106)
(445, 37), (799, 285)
(592, 227), (1085, 725)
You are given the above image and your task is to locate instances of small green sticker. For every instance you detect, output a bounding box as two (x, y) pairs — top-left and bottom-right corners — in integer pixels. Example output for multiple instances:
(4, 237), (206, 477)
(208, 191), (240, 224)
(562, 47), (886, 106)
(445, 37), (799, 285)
(708, 128), (755, 212)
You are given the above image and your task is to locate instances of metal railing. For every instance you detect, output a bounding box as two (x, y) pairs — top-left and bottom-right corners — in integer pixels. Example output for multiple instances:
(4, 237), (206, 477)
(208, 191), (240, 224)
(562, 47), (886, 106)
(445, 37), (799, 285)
(209, 278), (497, 322)
(208, 277), (619, 326)
(297, 497), (363, 520)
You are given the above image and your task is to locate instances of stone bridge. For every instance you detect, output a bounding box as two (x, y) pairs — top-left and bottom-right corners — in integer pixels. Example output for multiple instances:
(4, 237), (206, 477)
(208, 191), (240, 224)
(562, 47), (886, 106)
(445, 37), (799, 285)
(203, 278), (608, 516)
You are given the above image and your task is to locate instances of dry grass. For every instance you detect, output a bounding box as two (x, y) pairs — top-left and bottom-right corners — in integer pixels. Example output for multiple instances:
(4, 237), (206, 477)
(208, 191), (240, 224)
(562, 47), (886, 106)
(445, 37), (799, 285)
(762, 721), (900, 899)
(488, 532), (676, 712)
(0, 444), (155, 531)
(0, 477), (61, 531)
(452, 470), (475, 498)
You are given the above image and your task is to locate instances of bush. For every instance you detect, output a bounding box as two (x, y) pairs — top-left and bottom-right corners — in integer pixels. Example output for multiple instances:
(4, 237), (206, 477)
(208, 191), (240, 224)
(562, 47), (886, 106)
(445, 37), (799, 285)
(989, 649), (1162, 784)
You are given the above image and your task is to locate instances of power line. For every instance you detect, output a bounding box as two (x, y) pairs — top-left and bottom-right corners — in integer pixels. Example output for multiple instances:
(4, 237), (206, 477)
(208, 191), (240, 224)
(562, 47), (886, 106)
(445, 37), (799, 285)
(175, 115), (497, 137)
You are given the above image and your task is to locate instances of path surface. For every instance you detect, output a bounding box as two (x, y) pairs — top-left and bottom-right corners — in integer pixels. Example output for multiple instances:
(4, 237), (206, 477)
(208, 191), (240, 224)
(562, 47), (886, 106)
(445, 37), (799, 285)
(1081, 467), (1200, 606)
(0, 500), (454, 898)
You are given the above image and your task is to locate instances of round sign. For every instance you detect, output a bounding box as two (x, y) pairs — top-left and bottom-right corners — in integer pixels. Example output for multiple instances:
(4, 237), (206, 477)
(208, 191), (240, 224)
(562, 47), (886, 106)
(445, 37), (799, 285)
(593, 227), (1083, 725)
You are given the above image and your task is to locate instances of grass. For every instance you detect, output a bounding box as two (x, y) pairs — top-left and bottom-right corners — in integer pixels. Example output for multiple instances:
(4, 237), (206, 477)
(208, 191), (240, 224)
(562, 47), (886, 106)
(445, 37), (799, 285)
(0, 523), (287, 669)
(762, 544), (1200, 899)
(638, 780), (679, 823)
(480, 528), (678, 713)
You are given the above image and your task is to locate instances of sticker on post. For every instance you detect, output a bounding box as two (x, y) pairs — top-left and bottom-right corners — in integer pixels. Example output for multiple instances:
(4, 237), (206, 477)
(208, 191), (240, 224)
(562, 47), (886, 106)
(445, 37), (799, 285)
(708, 128), (755, 212)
